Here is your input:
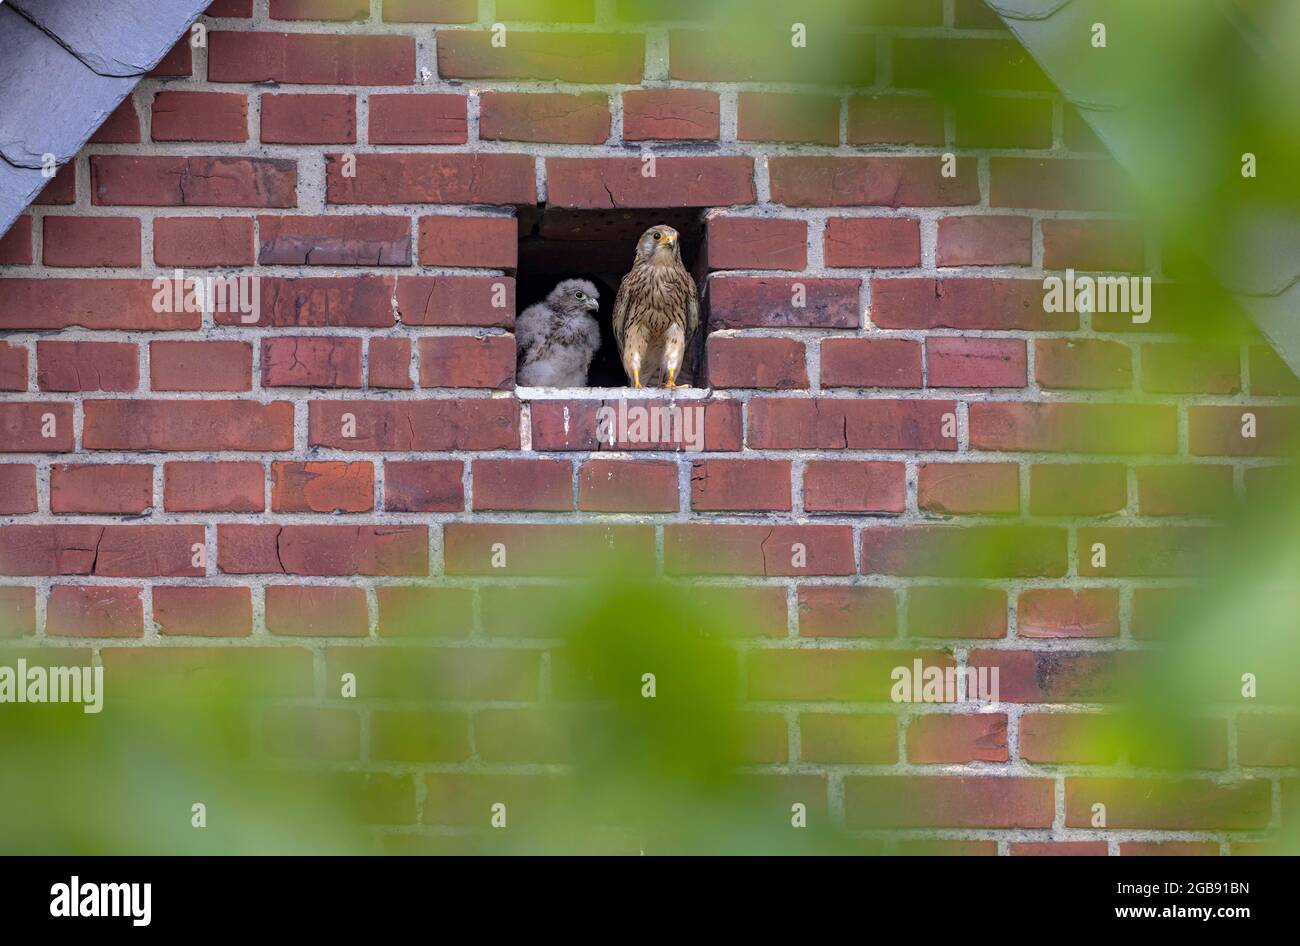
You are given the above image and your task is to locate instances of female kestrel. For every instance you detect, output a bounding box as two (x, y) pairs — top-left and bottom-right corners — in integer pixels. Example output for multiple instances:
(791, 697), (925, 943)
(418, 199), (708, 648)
(612, 225), (699, 388)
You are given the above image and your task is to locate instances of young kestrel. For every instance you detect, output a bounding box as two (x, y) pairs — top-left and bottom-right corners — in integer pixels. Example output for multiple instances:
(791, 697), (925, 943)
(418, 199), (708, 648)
(612, 225), (699, 389)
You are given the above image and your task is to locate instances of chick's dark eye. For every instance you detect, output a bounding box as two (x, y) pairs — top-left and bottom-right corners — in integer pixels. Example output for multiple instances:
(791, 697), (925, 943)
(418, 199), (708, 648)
(575, 291), (585, 300)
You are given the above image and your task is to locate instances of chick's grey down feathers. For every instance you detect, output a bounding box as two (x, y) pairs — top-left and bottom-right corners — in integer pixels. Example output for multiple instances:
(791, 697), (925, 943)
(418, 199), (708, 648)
(613, 225), (699, 387)
(515, 278), (602, 388)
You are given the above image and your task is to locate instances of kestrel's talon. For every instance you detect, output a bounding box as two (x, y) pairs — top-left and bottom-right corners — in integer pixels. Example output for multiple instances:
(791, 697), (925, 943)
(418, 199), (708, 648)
(633, 366), (642, 388)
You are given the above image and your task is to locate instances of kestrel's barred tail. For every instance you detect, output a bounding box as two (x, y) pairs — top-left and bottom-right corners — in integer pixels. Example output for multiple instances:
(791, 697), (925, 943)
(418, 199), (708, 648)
(613, 224), (699, 388)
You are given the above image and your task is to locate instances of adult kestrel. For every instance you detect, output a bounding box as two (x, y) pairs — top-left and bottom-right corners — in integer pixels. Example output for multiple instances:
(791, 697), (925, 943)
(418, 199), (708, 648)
(612, 225), (699, 389)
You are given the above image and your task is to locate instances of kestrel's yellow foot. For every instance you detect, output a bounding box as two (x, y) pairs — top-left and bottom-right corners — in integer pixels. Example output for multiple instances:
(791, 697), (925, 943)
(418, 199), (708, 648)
(632, 366), (642, 388)
(663, 368), (687, 390)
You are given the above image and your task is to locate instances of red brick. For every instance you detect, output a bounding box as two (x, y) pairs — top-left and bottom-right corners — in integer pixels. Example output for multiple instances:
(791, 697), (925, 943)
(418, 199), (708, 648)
(709, 276), (858, 330)
(971, 650), (1133, 703)
(33, 164), (76, 205)
(1130, 587), (1186, 641)
(529, 399), (740, 452)
(705, 216), (805, 271)
(383, 460), (464, 512)
(871, 278), (1062, 330)
(208, 31), (415, 85)
(50, 464), (152, 515)
(0, 525), (204, 577)
(861, 526), (1067, 577)
(480, 92), (609, 144)
(820, 338), (921, 388)
(0, 403), (75, 452)
(309, 400), (518, 451)
(1142, 343), (1240, 394)
(1249, 344), (1300, 395)
(748, 398), (956, 451)
(151, 91), (247, 142)
(444, 524), (653, 576)
(909, 585), (1007, 638)
(264, 706), (361, 760)
(706, 336), (806, 389)
(738, 92), (839, 145)
(149, 340), (252, 392)
(368, 338), (412, 389)
(47, 585), (143, 637)
(690, 459), (791, 512)
(1077, 526), (1215, 577)
(622, 89), (719, 141)
(803, 461), (905, 514)
(847, 94), (944, 146)
(1065, 778), (1269, 830)
(1035, 338), (1133, 389)
(261, 337), (362, 388)
(0, 587), (36, 636)
(91, 156), (296, 208)
(437, 30), (642, 82)
(670, 29), (874, 84)
(908, 714), (1008, 763)
(418, 335), (514, 389)
(796, 586), (897, 638)
(89, 99), (141, 144)
(252, 275), (397, 329)
(153, 217), (254, 267)
(0, 466), (37, 514)
(0, 343), (28, 391)
(368, 93), (466, 144)
(546, 156), (754, 209)
(1018, 589), (1119, 639)
(893, 35), (1049, 89)
(164, 461), (264, 513)
(823, 217), (920, 268)
(990, 157), (1130, 211)
(219, 524), (428, 576)
(146, 38), (192, 78)
(664, 524), (854, 576)
(1043, 219), (1145, 271)
(1238, 714), (1300, 766)
(395, 276), (515, 328)
(327, 153), (534, 205)
(970, 403), (1177, 454)
(577, 459), (678, 512)
(37, 341), (138, 392)
(918, 462), (1019, 514)
(769, 156), (978, 208)
(926, 337), (1026, 388)
(266, 586), (368, 637)
(954, 95), (1053, 148)
(85, 401), (292, 452)
(260, 93), (356, 144)
(1012, 842), (1109, 856)
(42, 217), (141, 267)
(1029, 463), (1127, 516)
(418, 216), (516, 268)
(937, 216), (1032, 267)
(844, 776), (1053, 828)
(258, 215), (411, 266)
(153, 585), (251, 637)
(471, 459), (571, 512)
(383, 0), (476, 21)
(272, 461), (373, 513)
(497, 0), (593, 20)
(749, 649), (952, 701)
(270, 0), (368, 19)
(801, 714), (897, 764)
(376, 586), (473, 639)
(1136, 464), (1234, 517)
(99, 645), (312, 697)
(1121, 842), (1221, 856)
(0, 217), (33, 265)
(207, 0), (253, 15)
(371, 709), (470, 762)
(1189, 405), (1298, 456)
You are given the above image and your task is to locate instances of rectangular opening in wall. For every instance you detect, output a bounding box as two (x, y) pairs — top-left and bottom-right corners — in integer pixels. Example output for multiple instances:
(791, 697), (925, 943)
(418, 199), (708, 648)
(515, 206), (708, 392)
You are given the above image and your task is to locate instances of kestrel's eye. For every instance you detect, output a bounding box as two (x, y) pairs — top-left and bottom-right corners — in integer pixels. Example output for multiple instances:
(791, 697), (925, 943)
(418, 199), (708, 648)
(575, 291), (585, 300)
(651, 231), (662, 242)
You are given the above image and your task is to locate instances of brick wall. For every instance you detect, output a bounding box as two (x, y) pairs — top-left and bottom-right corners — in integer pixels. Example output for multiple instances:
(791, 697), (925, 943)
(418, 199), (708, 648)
(1, 0), (1297, 854)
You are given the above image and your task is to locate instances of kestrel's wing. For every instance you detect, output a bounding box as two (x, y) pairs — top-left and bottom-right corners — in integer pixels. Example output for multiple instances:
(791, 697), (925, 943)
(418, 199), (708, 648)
(682, 273), (699, 337)
(612, 272), (633, 357)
